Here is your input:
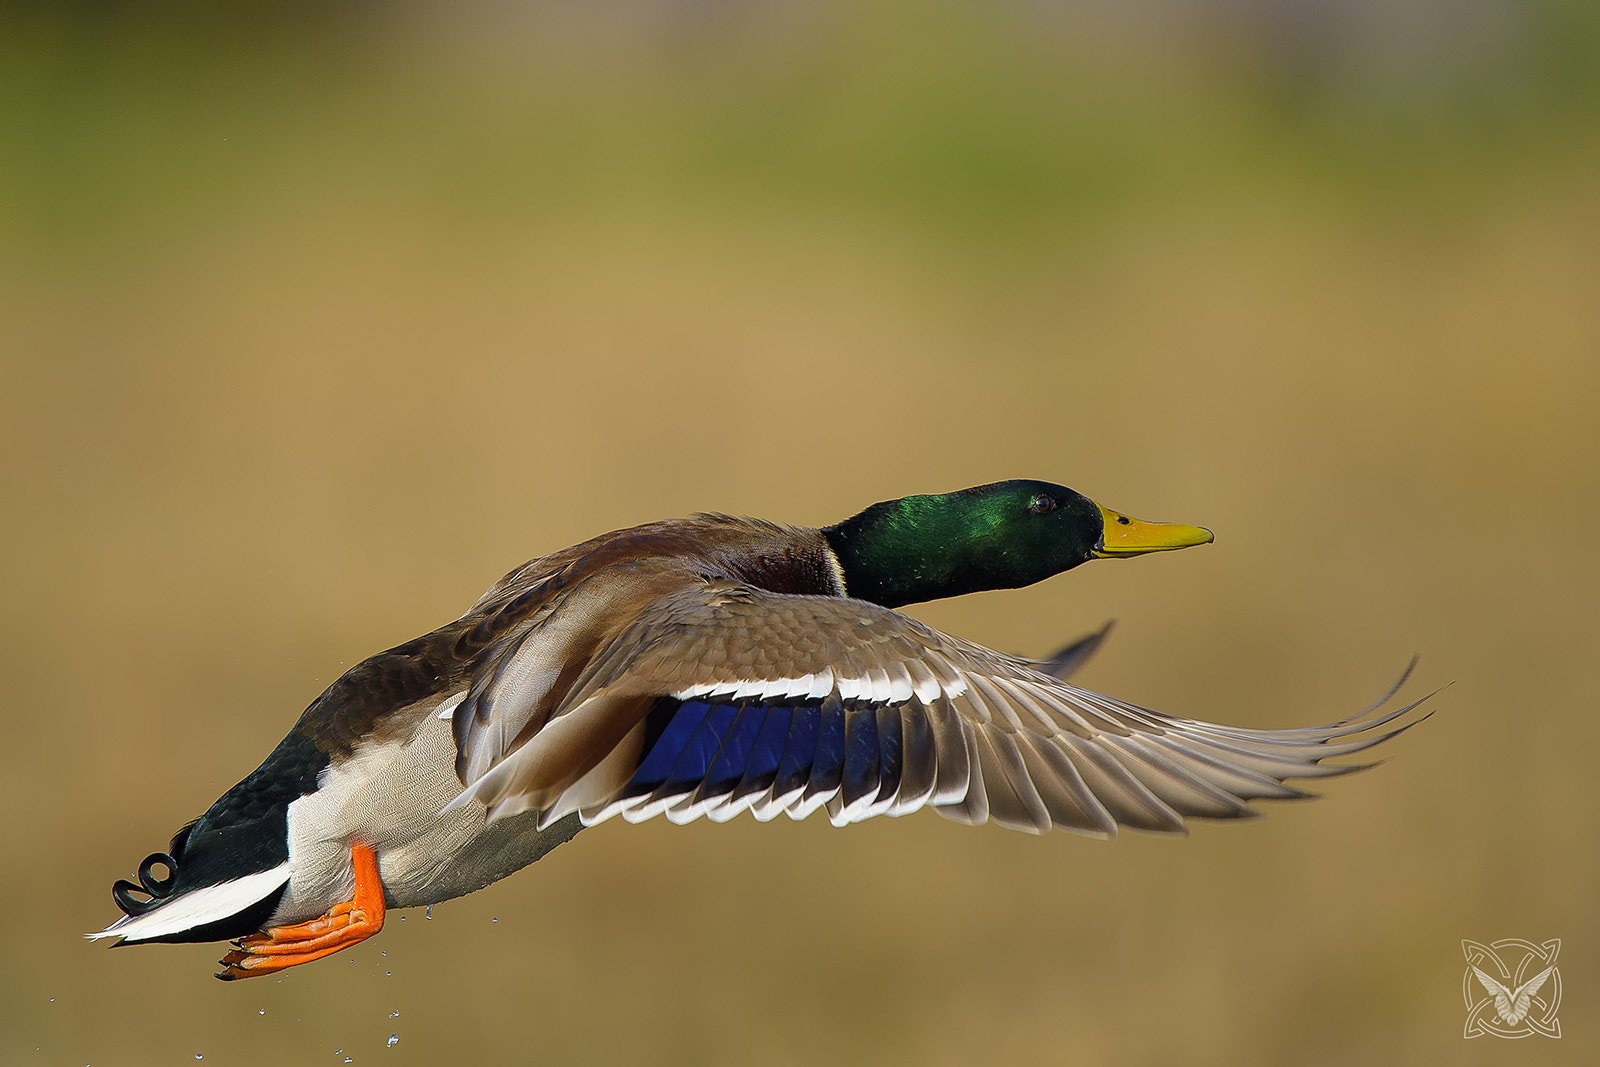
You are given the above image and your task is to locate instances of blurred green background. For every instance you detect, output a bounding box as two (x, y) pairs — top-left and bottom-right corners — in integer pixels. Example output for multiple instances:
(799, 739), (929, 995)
(3, 1), (1596, 1064)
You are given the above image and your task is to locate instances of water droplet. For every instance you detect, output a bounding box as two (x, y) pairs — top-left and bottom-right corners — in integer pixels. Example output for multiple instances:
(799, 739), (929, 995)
(389, 1011), (400, 1019)
(258, 1009), (266, 1016)
(398, 916), (406, 922)
(195, 1056), (204, 1061)
(334, 1050), (343, 1056)
(384, 971), (391, 977)
(380, 951), (386, 957)
(491, 917), (498, 923)
(424, 905), (434, 919)
(344, 1060), (353, 1065)
(386, 1034), (399, 1048)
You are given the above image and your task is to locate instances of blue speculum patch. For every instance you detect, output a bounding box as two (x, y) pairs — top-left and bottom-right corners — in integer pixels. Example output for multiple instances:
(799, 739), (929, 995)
(625, 694), (905, 809)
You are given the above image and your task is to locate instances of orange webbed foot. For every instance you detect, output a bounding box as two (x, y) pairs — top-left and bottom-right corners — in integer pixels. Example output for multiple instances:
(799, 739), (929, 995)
(216, 842), (385, 981)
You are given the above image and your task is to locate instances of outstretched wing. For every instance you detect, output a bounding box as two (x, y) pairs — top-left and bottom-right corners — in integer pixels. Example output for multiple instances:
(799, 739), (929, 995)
(447, 583), (1429, 834)
(1036, 620), (1114, 681)
(1472, 967), (1514, 1023)
(1508, 965), (1555, 1025)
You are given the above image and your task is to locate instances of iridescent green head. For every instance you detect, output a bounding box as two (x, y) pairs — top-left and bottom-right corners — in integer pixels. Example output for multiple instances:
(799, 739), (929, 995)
(822, 479), (1213, 608)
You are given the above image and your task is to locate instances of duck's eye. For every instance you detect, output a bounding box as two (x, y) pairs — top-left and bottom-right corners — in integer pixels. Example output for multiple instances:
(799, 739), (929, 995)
(1028, 494), (1057, 515)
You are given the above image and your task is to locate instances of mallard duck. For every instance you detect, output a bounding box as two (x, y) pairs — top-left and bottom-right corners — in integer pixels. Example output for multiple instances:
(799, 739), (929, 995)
(92, 480), (1426, 980)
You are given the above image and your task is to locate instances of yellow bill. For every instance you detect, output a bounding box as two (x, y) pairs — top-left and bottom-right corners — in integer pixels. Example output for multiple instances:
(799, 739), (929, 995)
(1092, 503), (1214, 558)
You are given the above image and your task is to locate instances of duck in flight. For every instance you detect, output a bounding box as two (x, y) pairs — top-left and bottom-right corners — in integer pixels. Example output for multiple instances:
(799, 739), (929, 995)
(92, 480), (1427, 979)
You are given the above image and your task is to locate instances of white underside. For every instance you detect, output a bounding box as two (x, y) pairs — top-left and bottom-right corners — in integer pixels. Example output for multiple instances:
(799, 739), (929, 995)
(275, 697), (489, 922)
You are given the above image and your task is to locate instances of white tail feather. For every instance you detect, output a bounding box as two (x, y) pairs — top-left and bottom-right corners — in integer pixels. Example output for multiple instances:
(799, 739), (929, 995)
(86, 864), (291, 943)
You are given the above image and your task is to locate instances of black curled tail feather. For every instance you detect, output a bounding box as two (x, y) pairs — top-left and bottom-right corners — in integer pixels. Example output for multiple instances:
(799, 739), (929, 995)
(112, 852), (179, 917)
(110, 820), (197, 917)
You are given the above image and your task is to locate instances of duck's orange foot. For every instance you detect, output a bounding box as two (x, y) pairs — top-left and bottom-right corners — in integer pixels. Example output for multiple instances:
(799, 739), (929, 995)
(216, 842), (386, 981)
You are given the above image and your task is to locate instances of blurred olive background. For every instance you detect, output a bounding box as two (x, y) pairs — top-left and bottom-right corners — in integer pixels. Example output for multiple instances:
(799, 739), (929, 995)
(3, 1), (1597, 1064)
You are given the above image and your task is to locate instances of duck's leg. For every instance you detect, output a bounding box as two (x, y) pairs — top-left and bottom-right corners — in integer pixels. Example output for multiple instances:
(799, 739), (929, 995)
(216, 842), (386, 981)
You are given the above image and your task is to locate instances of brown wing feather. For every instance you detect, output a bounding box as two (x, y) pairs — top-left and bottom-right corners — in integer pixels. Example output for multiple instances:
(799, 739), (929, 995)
(451, 562), (706, 788)
(449, 518), (843, 798)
